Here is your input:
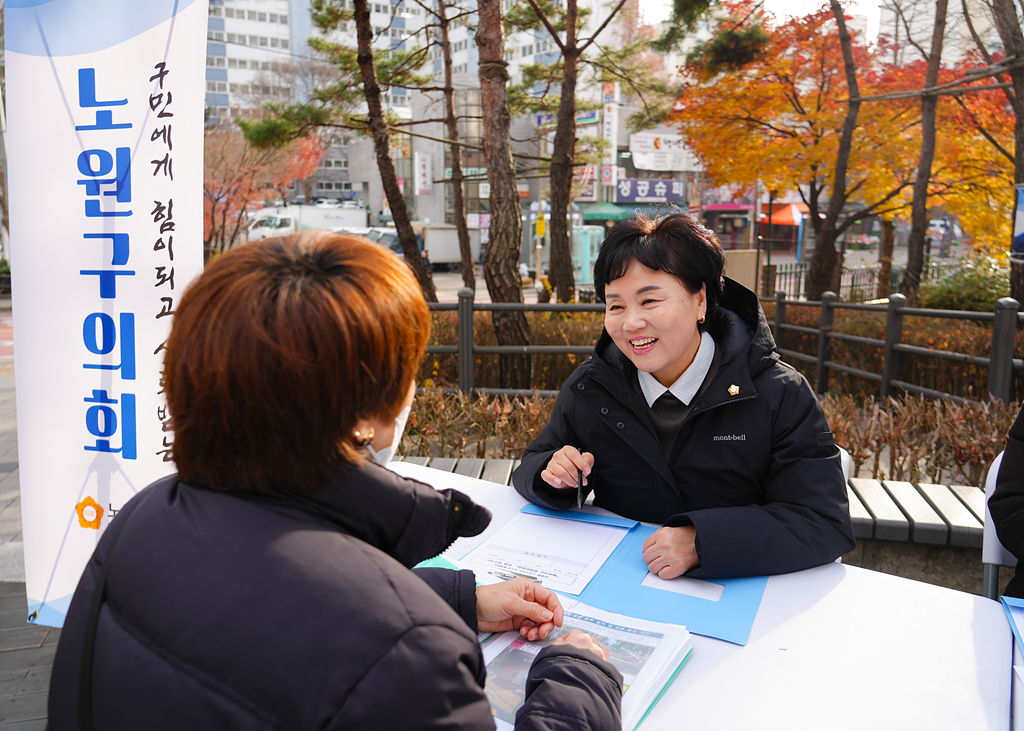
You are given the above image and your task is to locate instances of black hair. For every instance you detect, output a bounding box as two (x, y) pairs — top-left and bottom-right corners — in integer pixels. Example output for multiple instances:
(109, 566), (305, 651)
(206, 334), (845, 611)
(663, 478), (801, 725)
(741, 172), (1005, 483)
(593, 212), (726, 331)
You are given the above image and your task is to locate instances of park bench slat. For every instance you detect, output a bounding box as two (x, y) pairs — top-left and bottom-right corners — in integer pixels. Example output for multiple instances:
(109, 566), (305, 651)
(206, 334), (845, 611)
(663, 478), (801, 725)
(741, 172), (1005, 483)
(850, 478), (909, 542)
(949, 484), (986, 524)
(882, 481), (948, 545)
(455, 458), (485, 479)
(402, 456), (430, 467)
(481, 459), (515, 486)
(846, 484), (874, 539)
(915, 483), (983, 548)
(430, 458), (458, 473)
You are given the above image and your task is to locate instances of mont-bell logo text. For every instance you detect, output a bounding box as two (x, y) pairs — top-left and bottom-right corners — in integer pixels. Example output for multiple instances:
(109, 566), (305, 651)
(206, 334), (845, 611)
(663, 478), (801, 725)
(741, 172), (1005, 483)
(713, 434), (747, 442)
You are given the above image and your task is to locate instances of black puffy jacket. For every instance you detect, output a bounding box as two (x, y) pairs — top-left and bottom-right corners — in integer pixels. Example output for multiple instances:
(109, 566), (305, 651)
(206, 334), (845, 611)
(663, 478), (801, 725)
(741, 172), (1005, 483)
(990, 405), (1024, 598)
(49, 463), (622, 730)
(513, 278), (856, 578)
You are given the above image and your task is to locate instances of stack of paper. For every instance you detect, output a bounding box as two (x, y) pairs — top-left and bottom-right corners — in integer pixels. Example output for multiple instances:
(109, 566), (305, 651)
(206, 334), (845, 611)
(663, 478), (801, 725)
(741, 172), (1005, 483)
(481, 599), (693, 731)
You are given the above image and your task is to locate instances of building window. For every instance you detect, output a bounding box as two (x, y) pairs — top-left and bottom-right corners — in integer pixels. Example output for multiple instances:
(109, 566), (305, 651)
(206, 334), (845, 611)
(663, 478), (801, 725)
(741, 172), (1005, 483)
(269, 13), (278, 22)
(247, 10), (257, 20)
(226, 32), (236, 43)
(280, 14), (288, 25)
(216, 57), (226, 67)
(206, 55), (215, 66)
(259, 36), (268, 47)
(228, 58), (238, 68)
(281, 39), (289, 48)
(206, 81), (217, 92)
(217, 82), (227, 92)
(225, 7), (235, 17)
(209, 5), (223, 16)
(240, 84), (250, 93)
(271, 37), (280, 47)
(258, 12), (267, 21)
(249, 35), (259, 45)
(229, 83), (238, 92)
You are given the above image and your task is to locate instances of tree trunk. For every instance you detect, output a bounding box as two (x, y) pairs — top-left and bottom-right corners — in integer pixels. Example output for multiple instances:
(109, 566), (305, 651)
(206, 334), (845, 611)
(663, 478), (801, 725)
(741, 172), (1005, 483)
(990, 0), (1024, 184)
(900, 0), (948, 306)
(476, 0), (532, 389)
(437, 2), (476, 290)
(353, 0), (437, 301)
(301, 177), (313, 204)
(988, 0), (1024, 302)
(547, 1), (579, 304)
(806, 1), (862, 302)
(877, 218), (895, 299)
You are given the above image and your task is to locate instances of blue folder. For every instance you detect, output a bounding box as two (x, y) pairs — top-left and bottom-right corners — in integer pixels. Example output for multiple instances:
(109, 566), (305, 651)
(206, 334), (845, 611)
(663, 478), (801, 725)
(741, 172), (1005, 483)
(515, 504), (768, 645)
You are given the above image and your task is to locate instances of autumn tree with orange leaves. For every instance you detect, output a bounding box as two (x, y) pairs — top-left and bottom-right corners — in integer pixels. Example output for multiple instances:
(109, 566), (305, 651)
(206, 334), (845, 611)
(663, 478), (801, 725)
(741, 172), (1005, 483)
(203, 125), (324, 261)
(674, 3), (928, 300)
(934, 59), (1017, 255)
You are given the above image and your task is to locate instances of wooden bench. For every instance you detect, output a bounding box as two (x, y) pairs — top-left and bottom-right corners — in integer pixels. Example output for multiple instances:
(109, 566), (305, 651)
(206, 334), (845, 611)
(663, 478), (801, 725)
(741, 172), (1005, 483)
(400, 457), (986, 550)
(847, 478), (984, 548)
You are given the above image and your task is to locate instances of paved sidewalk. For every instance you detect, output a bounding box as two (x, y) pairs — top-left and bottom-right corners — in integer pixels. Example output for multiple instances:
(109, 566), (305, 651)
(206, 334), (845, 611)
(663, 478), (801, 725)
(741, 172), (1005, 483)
(0, 362), (23, 584)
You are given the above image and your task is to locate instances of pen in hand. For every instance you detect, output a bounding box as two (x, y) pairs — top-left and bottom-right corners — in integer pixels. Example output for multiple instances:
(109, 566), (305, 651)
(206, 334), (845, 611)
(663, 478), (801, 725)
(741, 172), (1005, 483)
(577, 457), (585, 510)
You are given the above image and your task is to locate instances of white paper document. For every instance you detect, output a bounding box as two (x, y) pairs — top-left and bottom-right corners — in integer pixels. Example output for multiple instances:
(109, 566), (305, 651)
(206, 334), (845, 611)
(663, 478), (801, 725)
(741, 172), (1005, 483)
(640, 572), (725, 602)
(460, 512), (629, 594)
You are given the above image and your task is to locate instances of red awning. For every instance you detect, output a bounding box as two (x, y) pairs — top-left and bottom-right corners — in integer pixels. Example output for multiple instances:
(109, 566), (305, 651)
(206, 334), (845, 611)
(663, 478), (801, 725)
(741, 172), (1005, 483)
(761, 203), (804, 226)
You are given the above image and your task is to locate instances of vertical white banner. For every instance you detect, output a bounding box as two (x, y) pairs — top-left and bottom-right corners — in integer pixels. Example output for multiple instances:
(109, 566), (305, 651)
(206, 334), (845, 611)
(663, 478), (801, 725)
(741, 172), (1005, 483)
(601, 82), (618, 189)
(415, 152), (432, 196)
(6, 0), (207, 626)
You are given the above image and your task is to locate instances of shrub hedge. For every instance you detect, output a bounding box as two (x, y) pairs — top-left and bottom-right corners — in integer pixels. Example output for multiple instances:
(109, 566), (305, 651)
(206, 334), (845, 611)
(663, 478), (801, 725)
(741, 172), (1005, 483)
(402, 389), (1016, 488)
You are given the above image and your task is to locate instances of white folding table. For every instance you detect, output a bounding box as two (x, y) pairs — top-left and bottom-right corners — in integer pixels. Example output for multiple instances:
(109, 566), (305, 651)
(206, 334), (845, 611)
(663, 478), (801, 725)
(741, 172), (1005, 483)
(391, 461), (1013, 731)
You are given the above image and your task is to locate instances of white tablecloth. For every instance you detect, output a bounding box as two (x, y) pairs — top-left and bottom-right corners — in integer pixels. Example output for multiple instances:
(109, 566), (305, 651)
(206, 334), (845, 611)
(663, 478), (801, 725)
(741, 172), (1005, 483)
(391, 461), (1012, 731)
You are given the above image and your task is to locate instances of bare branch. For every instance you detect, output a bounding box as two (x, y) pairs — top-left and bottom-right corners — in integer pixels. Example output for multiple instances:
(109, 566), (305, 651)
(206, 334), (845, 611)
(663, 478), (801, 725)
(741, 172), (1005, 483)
(578, 0), (630, 54)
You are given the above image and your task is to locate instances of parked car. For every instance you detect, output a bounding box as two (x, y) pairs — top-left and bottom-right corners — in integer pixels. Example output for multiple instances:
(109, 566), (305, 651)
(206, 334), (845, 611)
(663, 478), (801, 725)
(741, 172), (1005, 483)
(314, 199), (342, 208)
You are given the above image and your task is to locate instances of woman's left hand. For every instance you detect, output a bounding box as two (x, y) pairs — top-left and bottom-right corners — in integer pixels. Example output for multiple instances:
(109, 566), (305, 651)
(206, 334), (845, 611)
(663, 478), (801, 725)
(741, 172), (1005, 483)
(642, 526), (700, 579)
(476, 578), (564, 640)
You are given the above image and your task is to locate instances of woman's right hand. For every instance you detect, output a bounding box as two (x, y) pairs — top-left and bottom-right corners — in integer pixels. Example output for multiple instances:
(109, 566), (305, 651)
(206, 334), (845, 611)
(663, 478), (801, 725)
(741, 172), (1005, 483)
(541, 446), (594, 490)
(552, 629), (610, 662)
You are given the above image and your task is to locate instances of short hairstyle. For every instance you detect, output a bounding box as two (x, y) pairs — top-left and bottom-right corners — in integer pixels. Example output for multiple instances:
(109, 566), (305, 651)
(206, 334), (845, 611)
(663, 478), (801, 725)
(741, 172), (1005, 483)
(592, 212), (726, 331)
(164, 231), (430, 493)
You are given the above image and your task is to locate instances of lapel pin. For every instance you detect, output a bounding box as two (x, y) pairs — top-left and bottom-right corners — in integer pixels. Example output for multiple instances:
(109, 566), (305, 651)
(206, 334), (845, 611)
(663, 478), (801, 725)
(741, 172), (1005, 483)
(728, 384), (740, 396)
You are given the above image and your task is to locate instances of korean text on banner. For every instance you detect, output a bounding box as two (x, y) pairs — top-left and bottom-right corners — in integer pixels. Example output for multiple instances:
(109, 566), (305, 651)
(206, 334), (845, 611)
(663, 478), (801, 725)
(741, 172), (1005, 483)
(6, 0), (207, 627)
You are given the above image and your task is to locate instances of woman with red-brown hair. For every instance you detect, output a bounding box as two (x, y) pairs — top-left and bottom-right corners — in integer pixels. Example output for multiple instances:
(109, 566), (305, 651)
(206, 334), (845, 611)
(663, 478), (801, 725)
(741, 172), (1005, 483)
(48, 232), (622, 731)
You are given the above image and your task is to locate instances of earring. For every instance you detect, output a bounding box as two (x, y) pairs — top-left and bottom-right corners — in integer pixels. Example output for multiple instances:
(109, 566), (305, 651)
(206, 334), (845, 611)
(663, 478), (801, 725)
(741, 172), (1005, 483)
(698, 314), (705, 324)
(353, 428), (375, 447)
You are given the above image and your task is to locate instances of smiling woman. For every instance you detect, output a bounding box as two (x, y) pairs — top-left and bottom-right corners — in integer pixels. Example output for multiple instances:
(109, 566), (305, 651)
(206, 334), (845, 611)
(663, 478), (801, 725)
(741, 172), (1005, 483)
(512, 212), (856, 581)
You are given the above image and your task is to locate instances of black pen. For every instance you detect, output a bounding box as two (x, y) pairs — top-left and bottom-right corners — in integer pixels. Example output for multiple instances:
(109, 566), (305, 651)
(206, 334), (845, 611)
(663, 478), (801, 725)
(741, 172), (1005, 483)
(577, 454), (585, 510)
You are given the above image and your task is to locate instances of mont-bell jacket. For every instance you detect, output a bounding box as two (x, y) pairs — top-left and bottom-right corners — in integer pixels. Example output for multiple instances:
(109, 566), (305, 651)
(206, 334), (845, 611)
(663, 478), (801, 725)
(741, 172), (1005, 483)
(49, 462), (623, 730)
(513, 278), (856, 578)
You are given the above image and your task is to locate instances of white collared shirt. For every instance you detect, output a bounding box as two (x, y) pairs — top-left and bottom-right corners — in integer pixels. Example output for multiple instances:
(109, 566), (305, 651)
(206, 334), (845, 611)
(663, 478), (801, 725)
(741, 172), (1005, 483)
(637, 330), (716, 408)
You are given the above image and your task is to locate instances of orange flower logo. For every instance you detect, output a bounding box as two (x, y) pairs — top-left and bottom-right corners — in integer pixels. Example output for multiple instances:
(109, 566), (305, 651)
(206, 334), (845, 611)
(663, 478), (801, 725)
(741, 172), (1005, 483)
(75, 496), (104, 529)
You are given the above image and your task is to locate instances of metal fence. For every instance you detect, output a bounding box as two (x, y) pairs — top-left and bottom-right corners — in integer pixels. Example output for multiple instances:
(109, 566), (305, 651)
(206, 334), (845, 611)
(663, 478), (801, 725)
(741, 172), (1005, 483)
(767, 290), (1021, 405)
(772, 259), (963, 302)
(428, 287), (1022, 404)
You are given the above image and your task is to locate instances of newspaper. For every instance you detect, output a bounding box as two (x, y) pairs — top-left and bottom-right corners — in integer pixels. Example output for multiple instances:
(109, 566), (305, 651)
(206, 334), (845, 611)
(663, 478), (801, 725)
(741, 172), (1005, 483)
(481, 600), (693, 730)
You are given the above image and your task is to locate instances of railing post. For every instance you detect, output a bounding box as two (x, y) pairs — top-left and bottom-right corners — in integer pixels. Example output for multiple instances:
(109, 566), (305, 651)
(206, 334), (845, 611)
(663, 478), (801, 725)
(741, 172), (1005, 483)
(457, 287), (474, 395)
(881, 293), (906, 400)
(774, 290), (786, 347)
(815, 292), (835, 394)
(988, 297), (1019, 404)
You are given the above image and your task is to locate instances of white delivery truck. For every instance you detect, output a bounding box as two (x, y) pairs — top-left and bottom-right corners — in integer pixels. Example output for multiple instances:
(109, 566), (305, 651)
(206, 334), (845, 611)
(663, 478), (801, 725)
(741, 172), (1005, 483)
(247, 205), (369, 240)
(421, 223), (481, 272)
